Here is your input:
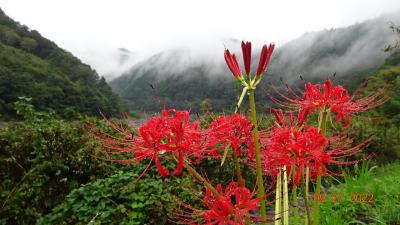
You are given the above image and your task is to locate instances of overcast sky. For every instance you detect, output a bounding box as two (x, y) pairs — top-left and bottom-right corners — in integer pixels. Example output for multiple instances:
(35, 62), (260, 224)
(1, 0), (400, 76)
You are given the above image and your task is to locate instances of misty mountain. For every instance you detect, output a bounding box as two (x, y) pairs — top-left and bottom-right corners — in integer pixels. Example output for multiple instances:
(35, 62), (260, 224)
(109, 48), (239, 112)
(0, 8), (125, 118)
(110, 12), (400, 113)
(78, 47), (139, 81)
(269, 13), (400, 82)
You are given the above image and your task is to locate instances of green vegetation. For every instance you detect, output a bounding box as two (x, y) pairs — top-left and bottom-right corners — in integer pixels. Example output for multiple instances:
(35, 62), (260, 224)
(109, 63), (241, 112)
(37, 170), (200, 225)
(320, 162), (400, 224)
(0, 99), (118, 224)
(0, 7), (399, 225)
(0, 99), (200, 225)
(0, 8), (125, 119)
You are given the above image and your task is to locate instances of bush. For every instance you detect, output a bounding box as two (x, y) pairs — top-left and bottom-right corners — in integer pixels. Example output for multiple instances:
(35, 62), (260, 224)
(0, 100), (117, 224)
(37, 169), (201, 225)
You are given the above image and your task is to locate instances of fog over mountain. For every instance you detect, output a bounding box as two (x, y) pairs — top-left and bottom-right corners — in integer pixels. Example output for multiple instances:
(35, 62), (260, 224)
(108, 12), (400, 112)
(76, 47), (139, 80)
(269, 12), (400, 82)
(113, 12), (399, 81)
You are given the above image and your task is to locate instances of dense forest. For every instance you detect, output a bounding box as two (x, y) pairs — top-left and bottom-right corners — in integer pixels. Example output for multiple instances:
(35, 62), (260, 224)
(0, 8), (125, 119)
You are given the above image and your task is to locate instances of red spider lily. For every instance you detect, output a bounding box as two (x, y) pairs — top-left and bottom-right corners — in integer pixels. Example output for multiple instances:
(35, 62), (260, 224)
(175, 182), (260, 225)
(270, 79), (389, 126)
(206, 114), (254, 157)
(85, 109), (204, 178)
(260, 125), (330, 185)
(241, 41), (252, 76)
(224, 49), (243, 79)
(259, 110), (374, 185)
(225, 41), (275, 81)
(256, 43), (275, 77)
(271, 108), (307, 128)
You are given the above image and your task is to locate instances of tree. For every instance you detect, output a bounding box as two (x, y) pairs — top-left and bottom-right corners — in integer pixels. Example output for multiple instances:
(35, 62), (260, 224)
(0, 25), (20, 46)
(19, 37), (38, 52)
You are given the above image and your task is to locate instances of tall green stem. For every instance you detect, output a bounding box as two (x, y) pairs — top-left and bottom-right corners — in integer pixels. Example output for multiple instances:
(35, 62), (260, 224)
(275, 170), (282, 225)
(292, 183), (299, 225)
(313, 110), (328, 225)
(248, 88), (267, 224)
(232, 150), (245, 187)
(304, 167), (310, 225)
(233, 86), (248, 188)
(301, 171), (311, 225)
(183, 160), (219, 196)
(283, 166), (289, 225)
(232, 150), (250, 225)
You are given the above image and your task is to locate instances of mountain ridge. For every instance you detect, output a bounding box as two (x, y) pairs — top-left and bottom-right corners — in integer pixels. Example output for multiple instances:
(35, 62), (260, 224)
(109, 12), (400, 113)
(0, 8), (126, 118)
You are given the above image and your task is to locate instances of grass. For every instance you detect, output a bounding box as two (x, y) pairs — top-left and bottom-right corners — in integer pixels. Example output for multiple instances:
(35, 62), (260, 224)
(319, 162), (400, 225)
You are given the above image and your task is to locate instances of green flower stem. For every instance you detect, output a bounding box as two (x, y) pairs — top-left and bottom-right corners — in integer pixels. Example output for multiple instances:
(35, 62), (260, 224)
(275, 170), (282, 225)
(283, 166), (289, 225)
(232, 150), (245, 187)
(248, 88), (268, 225)
(292, 182), (299, 225)
(232, 86), (248, 187)
(234, 87), (250, 225)
(235, 86), (248, 113)
(301, 170), (311, 225)
(313, 110), (328, 225)
(318, 110), (328, 135)
(305, 167), (310, 225)
(182, 159), (219, 196)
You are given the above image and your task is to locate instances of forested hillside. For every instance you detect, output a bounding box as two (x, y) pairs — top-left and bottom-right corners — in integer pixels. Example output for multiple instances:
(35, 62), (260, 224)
(0, 8), (125, 118)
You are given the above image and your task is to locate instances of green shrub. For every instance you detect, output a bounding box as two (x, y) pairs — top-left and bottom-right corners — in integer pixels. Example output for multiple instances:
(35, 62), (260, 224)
(0, 100), (117, 224)
(37, 168), (201, 225)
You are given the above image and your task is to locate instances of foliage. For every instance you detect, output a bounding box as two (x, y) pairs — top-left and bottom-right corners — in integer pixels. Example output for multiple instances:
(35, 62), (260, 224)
(319, 162), (400, 224)
(0, 9), (126, 119)
(349, 65), (400, 162)
(37, 169), (201, 225)
(19, 37), (38, 52)
(110, 64), (241, 113)
(0, 101), (119, 225)
(0, 100), (202, 225)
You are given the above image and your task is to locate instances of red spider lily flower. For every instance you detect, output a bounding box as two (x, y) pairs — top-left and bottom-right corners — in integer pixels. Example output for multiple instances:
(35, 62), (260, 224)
(270, 79), (389, 126)
(259, 110), (374, 185)
(206, 114), (254, 157)
(271, 108), (307, 128)
(175, 182), (260, 225)
(260, 125), (330, 185)
(241, 41), (252, 76)
(224, 49), (243, 79)
(225, 41), (275, 83)
(85, 109), (204, 178)
(256, 43), (275, 77)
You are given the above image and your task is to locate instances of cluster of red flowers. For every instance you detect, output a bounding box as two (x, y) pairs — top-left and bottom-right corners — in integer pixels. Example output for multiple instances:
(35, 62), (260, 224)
(86, 109), (204, 178)
(175, 182), (259, 225)
(85, 40), (388, 225)
(207, 113), (254, 157)
(86, 111), (255, 178)
(260, 114), (331, 185)
(271, 79), (389, 126)
(258, 108), (376, 186)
